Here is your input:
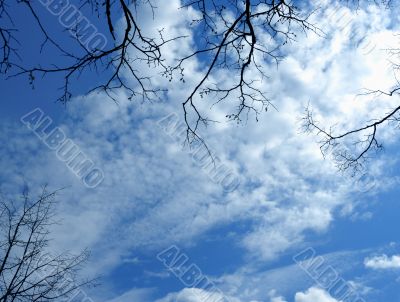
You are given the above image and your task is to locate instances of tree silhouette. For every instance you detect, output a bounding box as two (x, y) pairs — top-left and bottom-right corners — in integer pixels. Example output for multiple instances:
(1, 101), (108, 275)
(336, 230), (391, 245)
(0, 0), (397, 168)
(0, 0), (318, 139)
(0, 186), (93, 302)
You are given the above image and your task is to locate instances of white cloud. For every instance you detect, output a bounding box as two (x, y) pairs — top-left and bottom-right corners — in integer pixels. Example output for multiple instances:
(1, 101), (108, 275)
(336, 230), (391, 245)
(294, 287), (340, 302)
(155, 288), (237, 302)
(364, 254), (400, 269)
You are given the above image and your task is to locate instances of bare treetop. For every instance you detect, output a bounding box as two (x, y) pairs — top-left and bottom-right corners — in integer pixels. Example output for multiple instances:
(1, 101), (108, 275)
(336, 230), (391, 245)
(0, 187), (93, 302)
(1, 0), (400, 171)
(1, 1), (319, 138)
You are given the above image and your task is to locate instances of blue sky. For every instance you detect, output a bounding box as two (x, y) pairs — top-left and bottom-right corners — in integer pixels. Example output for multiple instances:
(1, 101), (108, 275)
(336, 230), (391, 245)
(2, 0), (400, 301)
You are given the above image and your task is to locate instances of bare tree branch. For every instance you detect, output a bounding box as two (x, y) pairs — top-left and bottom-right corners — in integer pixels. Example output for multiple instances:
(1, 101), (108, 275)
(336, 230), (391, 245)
(177, 0), (320, 143)
(0, 186), (94, 302)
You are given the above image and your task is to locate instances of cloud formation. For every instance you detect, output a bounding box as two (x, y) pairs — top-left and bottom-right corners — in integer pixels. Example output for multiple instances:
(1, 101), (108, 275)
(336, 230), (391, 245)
(294, 287), (339, 302)
(364, 254), (400, 269)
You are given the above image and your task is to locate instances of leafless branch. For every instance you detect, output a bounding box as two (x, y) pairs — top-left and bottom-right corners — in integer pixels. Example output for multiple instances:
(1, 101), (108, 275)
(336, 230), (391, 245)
(0, 186), (95, 302)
